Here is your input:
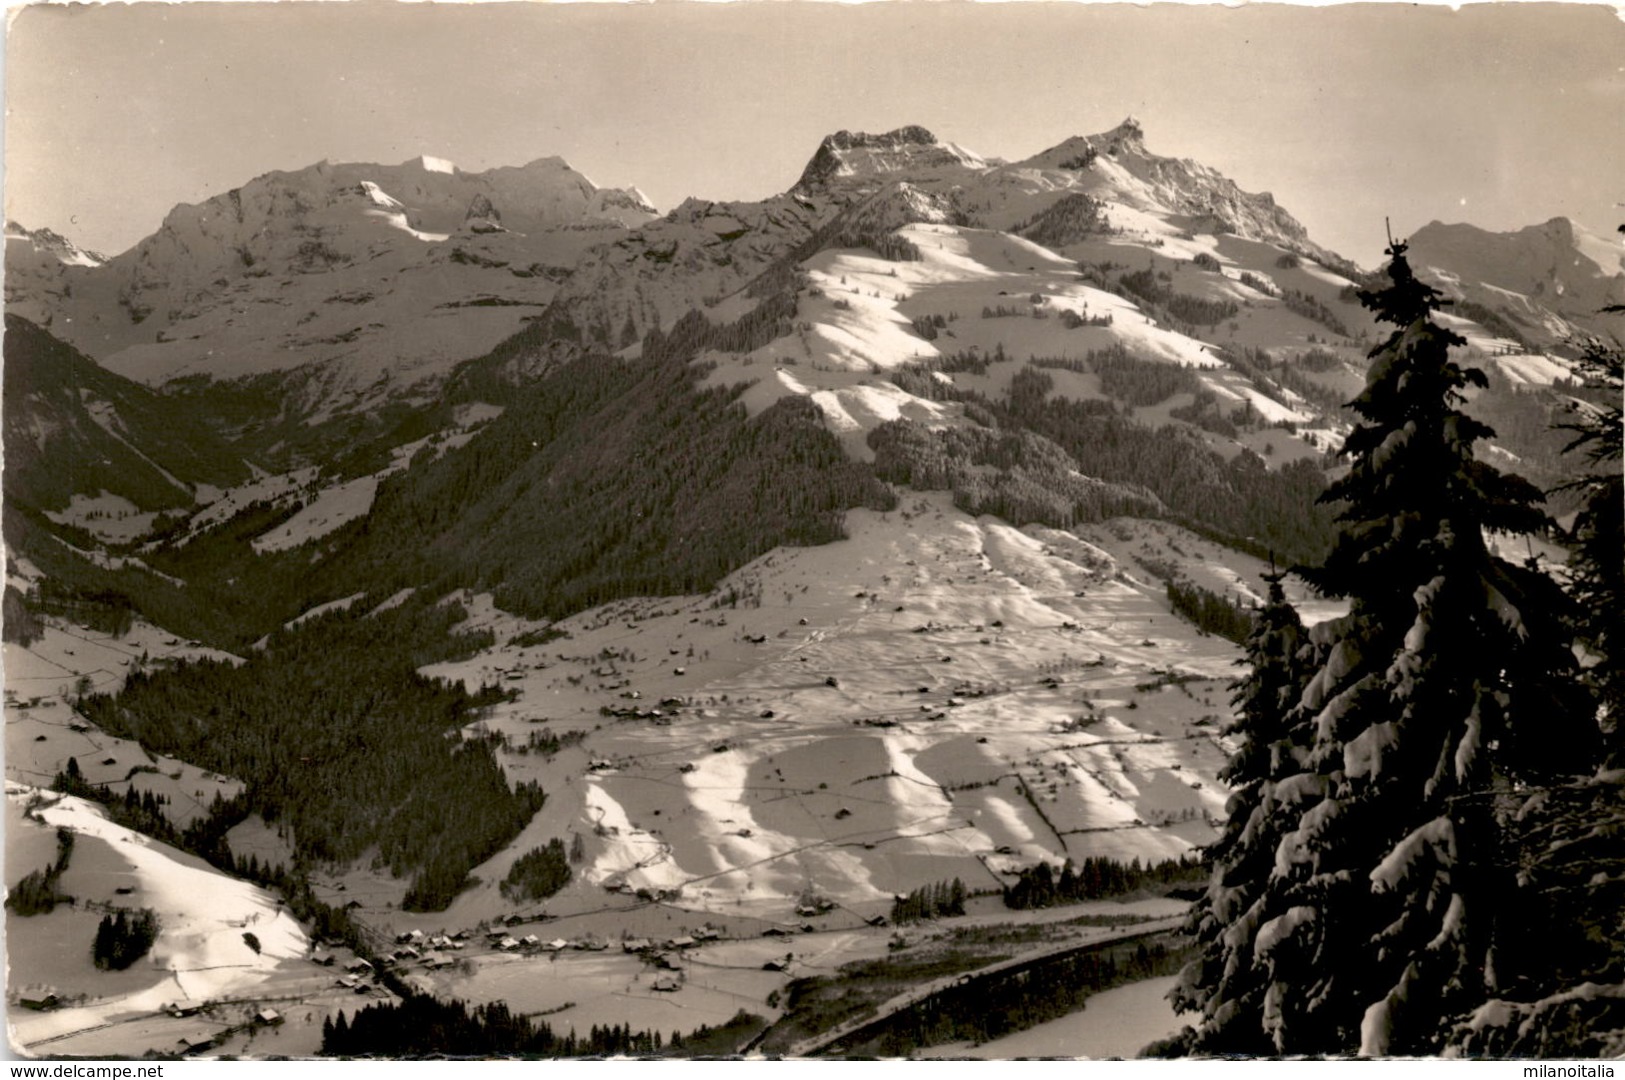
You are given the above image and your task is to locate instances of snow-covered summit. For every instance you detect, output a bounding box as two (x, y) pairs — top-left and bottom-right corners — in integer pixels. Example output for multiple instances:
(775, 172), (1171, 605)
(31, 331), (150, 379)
(1010, 118), (1336, 262)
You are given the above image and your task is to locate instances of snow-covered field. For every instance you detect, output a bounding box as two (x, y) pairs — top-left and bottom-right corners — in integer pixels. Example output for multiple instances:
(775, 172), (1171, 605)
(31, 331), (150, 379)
(411, 494), (1300, 936)
(914, 974), (1181, 1059)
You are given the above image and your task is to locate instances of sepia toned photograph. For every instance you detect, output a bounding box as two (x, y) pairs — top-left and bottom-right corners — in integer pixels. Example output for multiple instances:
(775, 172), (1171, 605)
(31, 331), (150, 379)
(3, 0), (1622, 1062)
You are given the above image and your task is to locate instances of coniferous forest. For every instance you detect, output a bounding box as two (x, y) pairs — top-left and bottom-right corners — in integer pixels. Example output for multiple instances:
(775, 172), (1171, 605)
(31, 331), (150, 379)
(79, 598), (541, 911)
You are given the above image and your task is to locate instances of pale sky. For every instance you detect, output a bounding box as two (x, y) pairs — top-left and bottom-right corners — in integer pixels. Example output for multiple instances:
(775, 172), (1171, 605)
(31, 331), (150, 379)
(5, 2), (1623, 268)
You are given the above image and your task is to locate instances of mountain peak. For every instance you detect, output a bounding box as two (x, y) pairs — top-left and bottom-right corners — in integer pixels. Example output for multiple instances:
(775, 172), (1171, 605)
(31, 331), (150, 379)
(793, 125), (986, 193)
(1105, 115), (1145, 144)
(4, 220), (107, 267)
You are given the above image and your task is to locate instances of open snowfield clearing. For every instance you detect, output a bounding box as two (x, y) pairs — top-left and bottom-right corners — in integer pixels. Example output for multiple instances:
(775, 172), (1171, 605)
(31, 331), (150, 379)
(43, 492), (160, 545)
(250, 474), (379, 554)
(914, 973), (1181, 1059)
(1491, 351), (1575, 388)
(185, 467), (321, 539)
(441, 948), (780, 1036)
(413, 495), (1297, 939)
(5, 785), (310, 1055)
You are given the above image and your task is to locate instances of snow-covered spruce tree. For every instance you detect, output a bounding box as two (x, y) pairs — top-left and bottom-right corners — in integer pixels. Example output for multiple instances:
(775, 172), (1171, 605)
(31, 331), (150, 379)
(1170, 570), (1312, 1053)
(1443, 334), (1625, 1057)
(1555, 336), (1624, 766)
(1239, 239), (1599, 1055)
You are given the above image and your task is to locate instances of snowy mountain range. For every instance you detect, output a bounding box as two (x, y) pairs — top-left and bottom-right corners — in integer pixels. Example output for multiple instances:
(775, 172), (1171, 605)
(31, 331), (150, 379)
(5, 155), (657, 413)
(4, 119), (1620, 1060)
(9, 120), (1617, 431)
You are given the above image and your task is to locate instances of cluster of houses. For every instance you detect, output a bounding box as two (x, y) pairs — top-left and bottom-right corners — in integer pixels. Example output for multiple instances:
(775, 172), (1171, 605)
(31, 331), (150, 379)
(490, 931), (604, 953)
(379, 928), (473, 972)
(330, 956), (385, 993)
(601, 695), (686, 725)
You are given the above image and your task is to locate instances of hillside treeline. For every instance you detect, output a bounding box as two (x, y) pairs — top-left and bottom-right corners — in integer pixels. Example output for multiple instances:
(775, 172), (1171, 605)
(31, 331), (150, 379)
(880, 346), (1335, 563)
(323, 995), (761, 1058)
(1017, 193), (1113, 247)
(838, 936), (1185, 1057)
(869, 420), (1162, 529)
(1003, 854), (1205, 910)
(999, 368), (1335, 565)
(1165, 580), (1257, 644)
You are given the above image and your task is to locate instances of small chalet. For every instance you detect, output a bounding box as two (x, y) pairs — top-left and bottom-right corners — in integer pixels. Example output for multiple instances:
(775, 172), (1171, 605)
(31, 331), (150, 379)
(177, 1033), (217, 1055)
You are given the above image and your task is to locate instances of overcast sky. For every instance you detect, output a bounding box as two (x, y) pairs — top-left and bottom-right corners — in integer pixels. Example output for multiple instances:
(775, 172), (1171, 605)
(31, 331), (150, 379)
(5, 2), (1623, 267)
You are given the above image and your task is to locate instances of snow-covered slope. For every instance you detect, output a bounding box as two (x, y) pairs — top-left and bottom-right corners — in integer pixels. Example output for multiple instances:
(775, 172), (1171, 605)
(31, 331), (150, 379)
(4, 221), (106, 267)
(1010, 118), (1344, 267)
(1408, 217), (1625, 348)
(4, 156), (657, 412)
(4, 223), (108, 331)
(6, 784), (307, 1052)
(527, 117), (1368, 372)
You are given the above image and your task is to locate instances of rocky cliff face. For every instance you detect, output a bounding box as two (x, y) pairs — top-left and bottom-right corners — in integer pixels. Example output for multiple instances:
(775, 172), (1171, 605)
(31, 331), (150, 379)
(793, 126), (989, 194)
